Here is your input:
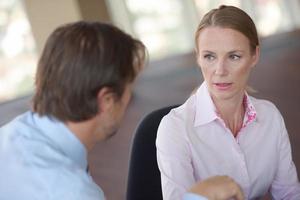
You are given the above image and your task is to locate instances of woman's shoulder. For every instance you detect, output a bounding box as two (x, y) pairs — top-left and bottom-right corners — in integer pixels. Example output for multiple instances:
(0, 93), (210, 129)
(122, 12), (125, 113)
(249, 96), (281, 116)
(163, 95), (197, 123)
(157, 97), (197, 143)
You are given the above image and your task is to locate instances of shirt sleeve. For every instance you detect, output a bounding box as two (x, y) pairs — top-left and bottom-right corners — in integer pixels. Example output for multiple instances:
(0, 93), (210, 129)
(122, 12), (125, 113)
(270, 113), (300, 200)
(183, 193), (208, 200)
(156, 113), (196, 200)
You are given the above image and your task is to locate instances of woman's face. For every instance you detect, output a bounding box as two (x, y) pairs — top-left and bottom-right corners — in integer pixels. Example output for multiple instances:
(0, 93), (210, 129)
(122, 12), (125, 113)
(196, 26), (259, 102)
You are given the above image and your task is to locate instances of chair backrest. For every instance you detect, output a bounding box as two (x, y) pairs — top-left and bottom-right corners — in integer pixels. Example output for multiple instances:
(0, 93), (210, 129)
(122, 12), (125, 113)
(126, 105), (179, 200)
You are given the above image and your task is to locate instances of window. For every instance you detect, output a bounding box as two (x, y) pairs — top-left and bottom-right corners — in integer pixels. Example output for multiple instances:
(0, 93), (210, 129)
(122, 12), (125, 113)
(107, 0), (198, 60)
(0, 0), (37, 103)
(194, 0), (300, 37)
(124, 0), (195, 59)
(107, 0), (300, 61)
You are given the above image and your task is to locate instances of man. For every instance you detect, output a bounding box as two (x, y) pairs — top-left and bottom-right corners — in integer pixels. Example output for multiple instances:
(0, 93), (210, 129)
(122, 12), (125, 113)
(0, 21), (243, 200)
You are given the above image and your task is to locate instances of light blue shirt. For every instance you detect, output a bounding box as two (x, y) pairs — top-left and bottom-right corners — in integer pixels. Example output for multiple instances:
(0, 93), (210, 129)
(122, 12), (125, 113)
(0, 111), (105, 200)
(183, 193), (208, 200)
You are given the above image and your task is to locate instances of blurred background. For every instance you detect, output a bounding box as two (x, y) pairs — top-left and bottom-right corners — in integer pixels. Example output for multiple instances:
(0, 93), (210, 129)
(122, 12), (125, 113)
(0, 0), (300, 103)
(1, 1), (300, 199)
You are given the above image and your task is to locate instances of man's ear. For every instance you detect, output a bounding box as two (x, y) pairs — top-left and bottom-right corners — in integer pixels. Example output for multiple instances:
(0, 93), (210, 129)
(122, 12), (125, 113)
(97, 87), (115, 113)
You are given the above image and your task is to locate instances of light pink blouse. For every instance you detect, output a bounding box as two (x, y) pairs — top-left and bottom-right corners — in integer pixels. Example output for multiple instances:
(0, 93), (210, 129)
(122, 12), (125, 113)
(156, 82), (300, 200)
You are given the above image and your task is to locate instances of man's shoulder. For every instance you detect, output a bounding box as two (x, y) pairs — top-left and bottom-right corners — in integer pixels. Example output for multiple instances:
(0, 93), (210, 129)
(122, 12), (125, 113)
(49, 167), (105, 199)
(0, 111), (37, 139)
(0, 111), (58, 159)
(0, 162), (105, 200)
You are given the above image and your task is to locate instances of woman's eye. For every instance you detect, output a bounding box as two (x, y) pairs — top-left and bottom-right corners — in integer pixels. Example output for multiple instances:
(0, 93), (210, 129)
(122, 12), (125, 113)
(203, 54), (215, 60)
(229, 54), (241, 60)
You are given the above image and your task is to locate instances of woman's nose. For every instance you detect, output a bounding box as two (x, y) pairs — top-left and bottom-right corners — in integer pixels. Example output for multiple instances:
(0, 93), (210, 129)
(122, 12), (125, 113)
(214, 60), (228, 76)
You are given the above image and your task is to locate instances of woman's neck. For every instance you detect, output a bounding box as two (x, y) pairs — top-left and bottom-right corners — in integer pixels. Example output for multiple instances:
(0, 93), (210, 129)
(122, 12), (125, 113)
(213, 94), (245, 137)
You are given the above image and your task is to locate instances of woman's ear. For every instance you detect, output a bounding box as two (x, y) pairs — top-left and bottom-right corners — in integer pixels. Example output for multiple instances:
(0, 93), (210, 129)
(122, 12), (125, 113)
(97, 87), (115, 113)
(251, 46), (260, 68)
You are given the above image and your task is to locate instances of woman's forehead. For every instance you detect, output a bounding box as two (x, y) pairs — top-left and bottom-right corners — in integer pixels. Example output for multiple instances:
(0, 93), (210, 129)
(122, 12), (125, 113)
(197, 27), (251, 52)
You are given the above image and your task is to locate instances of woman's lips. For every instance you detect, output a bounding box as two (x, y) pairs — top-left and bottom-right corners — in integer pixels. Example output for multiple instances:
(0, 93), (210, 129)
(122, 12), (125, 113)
(213, 83), (232, 91)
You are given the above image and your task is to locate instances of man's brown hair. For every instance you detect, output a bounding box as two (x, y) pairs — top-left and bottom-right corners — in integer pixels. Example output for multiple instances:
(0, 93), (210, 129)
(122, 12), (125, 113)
(33, 21), (146, 122)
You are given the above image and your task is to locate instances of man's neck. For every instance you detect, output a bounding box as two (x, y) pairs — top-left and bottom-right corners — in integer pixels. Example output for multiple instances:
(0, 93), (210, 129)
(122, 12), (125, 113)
(65, 119), (97, 151)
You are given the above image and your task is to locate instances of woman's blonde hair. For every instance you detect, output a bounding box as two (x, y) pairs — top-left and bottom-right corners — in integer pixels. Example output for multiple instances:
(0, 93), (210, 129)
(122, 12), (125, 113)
(195, 5), (259, 54)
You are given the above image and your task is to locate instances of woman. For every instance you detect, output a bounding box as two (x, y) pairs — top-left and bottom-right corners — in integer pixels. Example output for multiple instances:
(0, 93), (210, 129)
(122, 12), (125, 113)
(156, 5), (300, 200)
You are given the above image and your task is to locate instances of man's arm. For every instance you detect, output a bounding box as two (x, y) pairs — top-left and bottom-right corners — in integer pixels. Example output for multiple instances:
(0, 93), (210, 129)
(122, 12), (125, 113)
(184, 176), (244, 200)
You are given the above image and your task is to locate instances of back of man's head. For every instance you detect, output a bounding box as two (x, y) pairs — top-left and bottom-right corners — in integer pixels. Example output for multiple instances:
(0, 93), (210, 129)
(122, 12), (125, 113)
(32, 21), (146, 122)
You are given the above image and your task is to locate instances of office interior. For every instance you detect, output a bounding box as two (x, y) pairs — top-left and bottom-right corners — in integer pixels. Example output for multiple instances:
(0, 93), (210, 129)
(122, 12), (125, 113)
(0, 0), (300, 199)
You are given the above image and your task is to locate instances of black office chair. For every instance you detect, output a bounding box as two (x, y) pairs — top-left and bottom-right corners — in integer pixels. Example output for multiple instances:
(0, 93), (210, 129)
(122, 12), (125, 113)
(126, 105), (179, 200)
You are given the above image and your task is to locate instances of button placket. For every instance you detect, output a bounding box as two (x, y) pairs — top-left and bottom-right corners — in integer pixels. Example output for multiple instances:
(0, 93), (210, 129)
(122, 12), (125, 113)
(231, 138), (251, 197)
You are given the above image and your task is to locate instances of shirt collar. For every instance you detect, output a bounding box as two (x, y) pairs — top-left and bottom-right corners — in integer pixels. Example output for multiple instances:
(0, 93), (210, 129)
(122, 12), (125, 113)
(242, 93), (257, 128)
(194, 82), (257, 127)
(31, 112), (88, 170)
(194, 82), (218, 127)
